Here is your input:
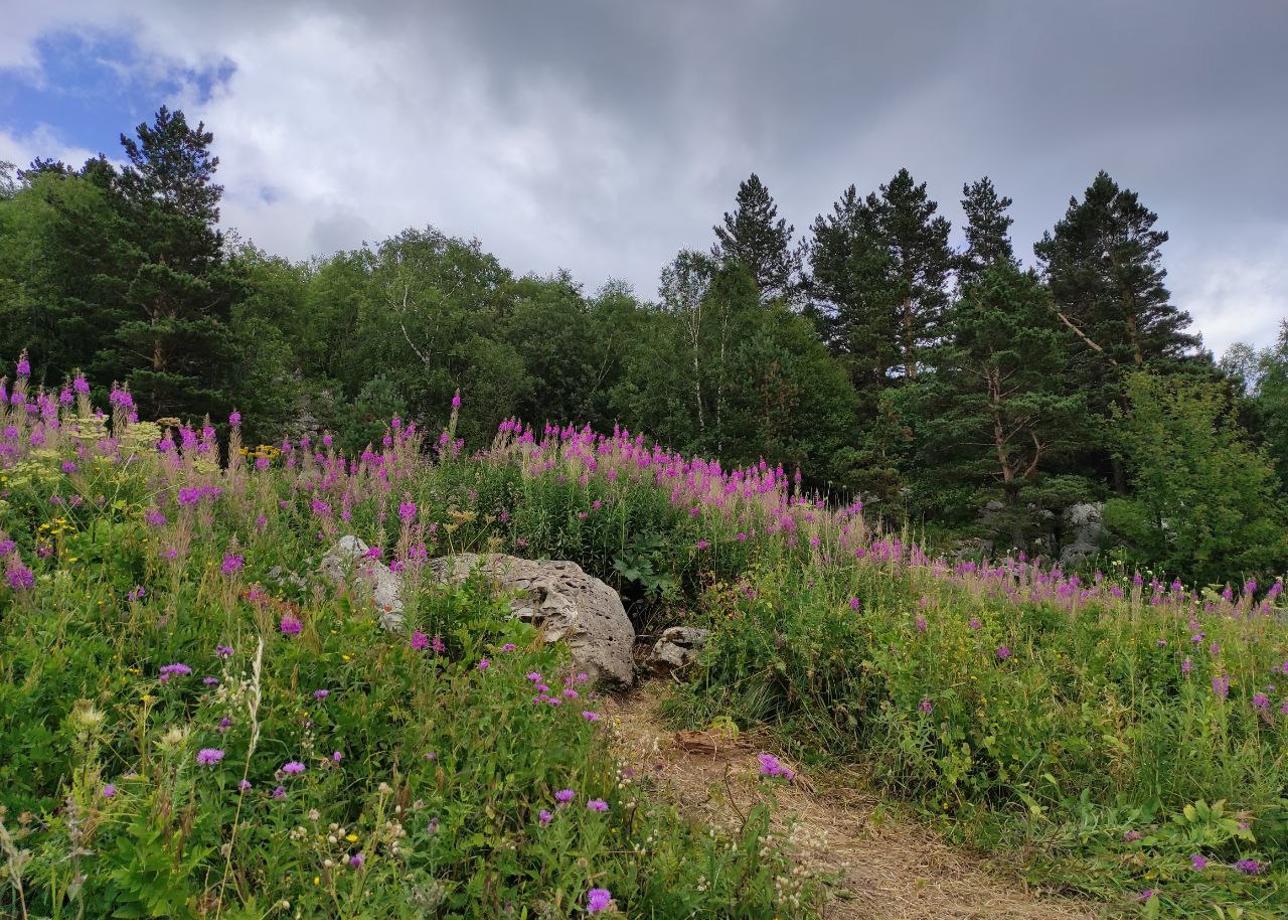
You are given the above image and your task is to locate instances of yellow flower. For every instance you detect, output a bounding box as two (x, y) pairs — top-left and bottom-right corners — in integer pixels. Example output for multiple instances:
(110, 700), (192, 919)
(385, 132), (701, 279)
(345, 833), (359, 843)
(313, 876), (320, 886)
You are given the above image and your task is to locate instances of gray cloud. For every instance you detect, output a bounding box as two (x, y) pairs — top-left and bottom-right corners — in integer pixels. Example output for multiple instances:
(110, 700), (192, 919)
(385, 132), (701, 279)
(2, 0), (1285, 351)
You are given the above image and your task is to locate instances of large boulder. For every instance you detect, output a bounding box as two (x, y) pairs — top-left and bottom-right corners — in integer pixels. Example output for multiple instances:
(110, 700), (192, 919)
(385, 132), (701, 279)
(320, 535), (405, 631)
(429, 553), (636, 687)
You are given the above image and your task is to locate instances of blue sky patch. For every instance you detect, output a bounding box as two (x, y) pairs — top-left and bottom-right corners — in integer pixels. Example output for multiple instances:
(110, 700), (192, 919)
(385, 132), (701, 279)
(0, 29), (234, 163)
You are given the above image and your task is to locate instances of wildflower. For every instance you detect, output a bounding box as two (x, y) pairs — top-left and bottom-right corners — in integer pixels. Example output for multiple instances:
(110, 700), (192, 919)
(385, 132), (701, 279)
(849, 597), (861, 611)
(995, 645), (1012, 661)
(1234, 858), (1264, 875)
(582, 710), (601, 722)
(229, 410), (241, 427)
(332, 751), (343, 763)
(238, 779), (252, 792)
(1212, 675), (1230, 700)
(203, 676), (220, 687)
(587, 799), (609, 812)
(1191, 854), (1208, 870)
(272, 785), (287, 799)
(757, 752), (794, 780)
(280, 614), (303, 635)
(411, 630), (429, 651)
(915, 615), (927, 633)
(919, 697), (933, 714)
(695, 539), (710, 550)
(555, 788), (575, 804)
(6, 561), (35, 591)
(1253, 692), (1270, 711)
(313, 689), (329, 701)
(221, 553), (244, 576)
(1181, 657), (1193, 675)
(1136, 889), (1155, 903)
(527, 672), (543, 682)
(398, 500), (417, 524)
(539, 809), (553, 826)
(1123, 830), (1143, 842)
(159, 662), (192, 682)
(587, 888), (613, 914)
(501, 642), (517, 652)
(15, 352), (30, 377)
(477, 658), (490, 671)
(968, 617), (982, 630)
(196, 748), (225, 766)
(281, 761), (306, 775)
(349, 852), (365, 869)
(432, 635), (446, 653)
(102, 783), (117, 798)
(218, 717), (232, 732)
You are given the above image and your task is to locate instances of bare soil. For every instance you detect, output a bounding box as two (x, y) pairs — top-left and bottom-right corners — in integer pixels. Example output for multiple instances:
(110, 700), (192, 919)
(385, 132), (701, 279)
(605, 683), (1099, 920)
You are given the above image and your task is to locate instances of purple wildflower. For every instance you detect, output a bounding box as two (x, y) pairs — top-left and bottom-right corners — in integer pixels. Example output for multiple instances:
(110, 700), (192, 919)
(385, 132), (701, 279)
(349, 852), (365, 869)
(555, 788), (575, 804)
(1191, 854), (1208, 871)
(1234, 859), (1264, 875)
(280, 614), (302, 635)
(196, 748), (225, 766)
(272, 785), (286, 799)
(995, 645), (1012, 661)
(159, 662), (192, 682)
(281, 760), (306, 775)
(313, 689), (329, 700)
(539, 809), (553, 826)
(582, 710), (601, 722)
(216, 644), (234, 658)
(587, 799), (608, 812)
(411, 629), (429, 651)
(477, 658), (490, 671)
(587, 888), (612, 914)
(102, 783), (117, 798)
(221, 553), (244, 576)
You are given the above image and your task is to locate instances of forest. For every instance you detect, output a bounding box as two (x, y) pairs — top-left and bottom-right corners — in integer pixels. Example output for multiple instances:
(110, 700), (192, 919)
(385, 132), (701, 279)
(2, 107), (1285, 586)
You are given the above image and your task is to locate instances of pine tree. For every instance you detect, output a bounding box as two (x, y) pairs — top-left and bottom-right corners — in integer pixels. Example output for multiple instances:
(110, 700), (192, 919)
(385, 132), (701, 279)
(958, 176), (1016, 286)
(105, 107), (236, 419)
(712, 173), (800, 303)
(1034, 172), (1200, 489)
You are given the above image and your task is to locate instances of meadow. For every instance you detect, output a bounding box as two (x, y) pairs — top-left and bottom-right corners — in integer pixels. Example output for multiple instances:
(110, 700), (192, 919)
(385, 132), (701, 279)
(1, 363), (1285, 917)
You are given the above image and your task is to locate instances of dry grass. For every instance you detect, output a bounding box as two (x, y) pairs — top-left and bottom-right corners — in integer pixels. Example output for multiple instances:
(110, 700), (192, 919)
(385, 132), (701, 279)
(605, 683), (1100, 920)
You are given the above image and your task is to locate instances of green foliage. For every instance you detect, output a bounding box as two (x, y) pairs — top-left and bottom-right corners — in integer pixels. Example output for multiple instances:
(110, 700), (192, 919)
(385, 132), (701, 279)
(1104, 372), (1288, 583)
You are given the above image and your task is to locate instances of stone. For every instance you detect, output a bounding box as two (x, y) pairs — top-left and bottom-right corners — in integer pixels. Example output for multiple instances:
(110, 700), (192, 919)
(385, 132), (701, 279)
(320, 535), (405, 631)
(648, 626), (710, 673)
(1059, 501), (1105, 567)
(429, 553), (635, 687)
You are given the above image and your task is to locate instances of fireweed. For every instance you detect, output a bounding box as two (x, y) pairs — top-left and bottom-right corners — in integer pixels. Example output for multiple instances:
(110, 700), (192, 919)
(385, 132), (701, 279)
(1, 364), (1283, 916)
(0, 368), (815, 919)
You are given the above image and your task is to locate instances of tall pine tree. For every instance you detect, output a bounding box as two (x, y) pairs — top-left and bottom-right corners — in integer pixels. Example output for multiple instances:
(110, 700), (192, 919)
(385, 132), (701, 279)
(106, 107), (236, 419)
(712, 173), (800, 304)
(958, 176), (1016, 287)
(1034, 171), (1199, 489)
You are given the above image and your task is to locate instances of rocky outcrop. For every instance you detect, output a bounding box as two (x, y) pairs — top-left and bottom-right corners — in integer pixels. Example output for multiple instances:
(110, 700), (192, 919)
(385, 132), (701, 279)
(646, 626), (709, 674)
(1059, 502), (1105, 567)
(428, 553), (636, 687)
(320, 535), (405, 631)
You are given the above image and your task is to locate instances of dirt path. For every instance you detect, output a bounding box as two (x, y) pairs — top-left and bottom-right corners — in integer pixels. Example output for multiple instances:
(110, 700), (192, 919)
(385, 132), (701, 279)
(605, 684), (1098, 920)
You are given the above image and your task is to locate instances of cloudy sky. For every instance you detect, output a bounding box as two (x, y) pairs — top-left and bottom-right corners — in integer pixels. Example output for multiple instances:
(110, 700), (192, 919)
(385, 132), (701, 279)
(2, 1), (1284, 353)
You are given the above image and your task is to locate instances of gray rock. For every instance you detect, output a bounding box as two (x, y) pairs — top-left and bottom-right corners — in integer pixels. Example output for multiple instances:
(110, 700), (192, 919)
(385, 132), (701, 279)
(320, 535), (405, 631)
(429, 553), (635, 687)
(648, 626), (710, 673)
(1059, 502), (1105, 567)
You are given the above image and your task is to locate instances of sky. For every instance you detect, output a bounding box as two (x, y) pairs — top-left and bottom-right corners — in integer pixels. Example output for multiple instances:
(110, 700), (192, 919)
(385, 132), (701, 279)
(1, 1), (1285, 354)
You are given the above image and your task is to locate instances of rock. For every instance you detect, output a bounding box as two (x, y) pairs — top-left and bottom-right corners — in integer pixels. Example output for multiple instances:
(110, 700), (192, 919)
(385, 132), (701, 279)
(320, 535), (405, 631)
(648, 626), (709, 673)
(429, 553), (635, 687)
(1059, 501), (1105, 567)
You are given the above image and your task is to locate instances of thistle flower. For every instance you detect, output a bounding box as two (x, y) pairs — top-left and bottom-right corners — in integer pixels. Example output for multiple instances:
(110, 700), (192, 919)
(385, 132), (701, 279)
(587, 888), (613, 913)
(587, 799), (608, 812)
(280, 614), (302, 635)
(281, 761), (306, 775)
(555, 788), (575, 804)
(919, 697), (933, 714)
(539, 809), (553, 826)
(757, 752), (794, 779)
(1234, 858), (1264, 875)
(216, 644), (234, 658)
(411, 630), (429, 651)
(102, 783), (117, 798)
(1191, 854), (1208, 870)
(221, 553), (244, 576)
(313, 689), (329, 700)
(582, 710), (601, 722)
(159, 662), (192, 682)
(196, 748), (225, 766)
(477, 658), (490, 671)
(995, 645), (1012, 661)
